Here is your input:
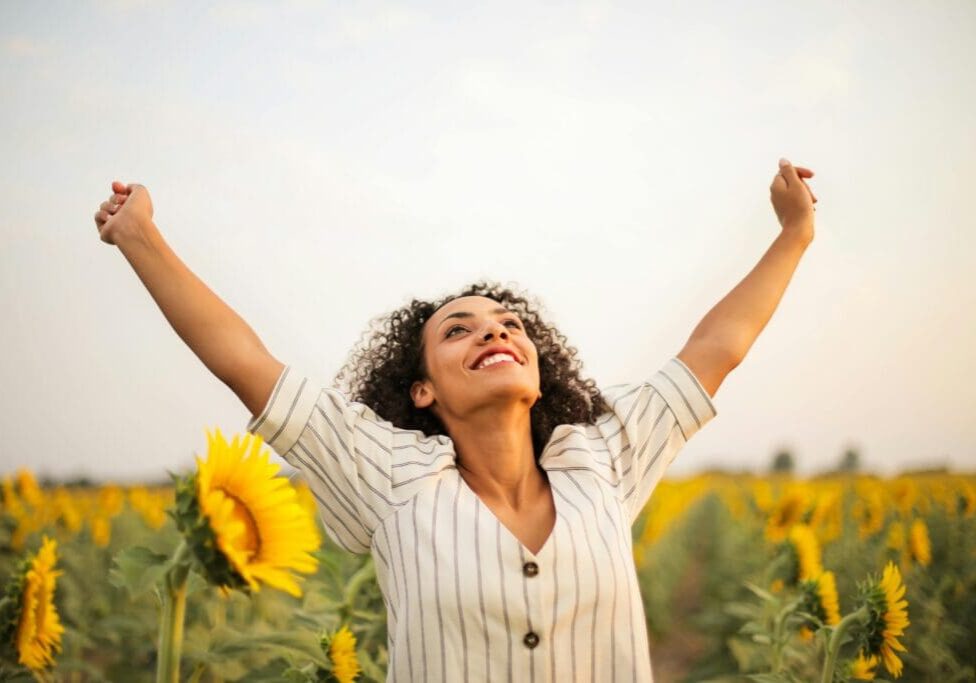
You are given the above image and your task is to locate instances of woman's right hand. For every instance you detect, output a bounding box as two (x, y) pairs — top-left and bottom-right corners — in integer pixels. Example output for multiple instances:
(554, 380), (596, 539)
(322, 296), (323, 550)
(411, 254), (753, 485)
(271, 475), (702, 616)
(94, 180), (154, 246)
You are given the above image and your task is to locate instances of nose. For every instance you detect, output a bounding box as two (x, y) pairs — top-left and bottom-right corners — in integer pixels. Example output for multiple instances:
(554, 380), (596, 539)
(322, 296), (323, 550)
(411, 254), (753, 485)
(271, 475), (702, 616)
(480, 319), (510, 341)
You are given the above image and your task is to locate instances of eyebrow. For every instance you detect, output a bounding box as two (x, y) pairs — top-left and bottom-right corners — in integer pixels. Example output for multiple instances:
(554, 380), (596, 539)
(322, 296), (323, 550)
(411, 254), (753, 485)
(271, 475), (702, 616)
(436, 307), (514, 331)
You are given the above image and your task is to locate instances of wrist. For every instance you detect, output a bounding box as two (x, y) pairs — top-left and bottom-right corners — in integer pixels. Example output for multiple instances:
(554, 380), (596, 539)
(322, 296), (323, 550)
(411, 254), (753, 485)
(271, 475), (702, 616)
(780, 220), (814, 246)
(115, 218), (162, 254)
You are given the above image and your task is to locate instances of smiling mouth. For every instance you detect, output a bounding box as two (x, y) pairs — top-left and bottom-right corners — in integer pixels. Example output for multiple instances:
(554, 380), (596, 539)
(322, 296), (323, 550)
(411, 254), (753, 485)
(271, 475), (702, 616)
(476, 359), (518, 370)
(473, 353), (521, 370)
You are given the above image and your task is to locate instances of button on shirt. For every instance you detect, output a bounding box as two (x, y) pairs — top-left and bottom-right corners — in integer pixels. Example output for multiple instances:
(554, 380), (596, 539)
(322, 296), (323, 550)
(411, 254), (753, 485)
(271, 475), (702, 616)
(246, 356), (717, 682)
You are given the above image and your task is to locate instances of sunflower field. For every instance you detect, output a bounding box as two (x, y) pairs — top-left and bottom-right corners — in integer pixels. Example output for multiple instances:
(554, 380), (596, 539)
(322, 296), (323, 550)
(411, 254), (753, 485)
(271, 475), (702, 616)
(1, 430), (973, 682)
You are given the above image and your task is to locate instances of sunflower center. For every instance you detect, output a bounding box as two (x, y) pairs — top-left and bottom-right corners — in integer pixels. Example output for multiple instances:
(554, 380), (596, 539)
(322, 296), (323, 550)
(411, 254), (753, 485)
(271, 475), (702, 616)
(222, 489), (261, 557)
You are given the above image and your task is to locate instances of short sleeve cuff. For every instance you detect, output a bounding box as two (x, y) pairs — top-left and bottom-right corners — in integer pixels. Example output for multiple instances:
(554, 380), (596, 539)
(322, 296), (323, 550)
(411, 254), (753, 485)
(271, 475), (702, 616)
(245, 365), (322, 456)
(648, 356), (718, 442)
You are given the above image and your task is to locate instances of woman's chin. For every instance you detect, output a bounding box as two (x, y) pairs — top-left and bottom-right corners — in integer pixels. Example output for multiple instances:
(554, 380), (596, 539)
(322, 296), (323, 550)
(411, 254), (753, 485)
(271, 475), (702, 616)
(474, 382), (539, 404)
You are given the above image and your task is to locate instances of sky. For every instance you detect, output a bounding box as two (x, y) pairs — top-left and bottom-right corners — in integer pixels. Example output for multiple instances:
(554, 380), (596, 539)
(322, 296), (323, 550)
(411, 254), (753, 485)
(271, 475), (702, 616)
(1, 0), (974, 483)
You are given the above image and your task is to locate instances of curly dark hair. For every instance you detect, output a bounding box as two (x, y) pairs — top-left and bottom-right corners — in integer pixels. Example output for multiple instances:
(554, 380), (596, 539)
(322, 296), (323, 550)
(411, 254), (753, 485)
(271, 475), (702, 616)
(331, 280), (612, 462)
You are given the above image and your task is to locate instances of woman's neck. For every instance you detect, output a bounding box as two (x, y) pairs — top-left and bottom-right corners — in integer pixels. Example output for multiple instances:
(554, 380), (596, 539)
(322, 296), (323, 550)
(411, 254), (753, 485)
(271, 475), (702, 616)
(446, 406), (543, 511)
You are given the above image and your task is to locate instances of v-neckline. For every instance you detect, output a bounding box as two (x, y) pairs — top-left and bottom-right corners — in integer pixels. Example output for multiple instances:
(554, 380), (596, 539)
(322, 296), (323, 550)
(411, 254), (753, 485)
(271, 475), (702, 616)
(456, 468), (559, 558)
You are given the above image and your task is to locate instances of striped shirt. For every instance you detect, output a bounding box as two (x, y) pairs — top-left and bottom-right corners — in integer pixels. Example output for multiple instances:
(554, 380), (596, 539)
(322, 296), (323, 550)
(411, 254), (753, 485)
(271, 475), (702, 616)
(246, 356), (717, 682)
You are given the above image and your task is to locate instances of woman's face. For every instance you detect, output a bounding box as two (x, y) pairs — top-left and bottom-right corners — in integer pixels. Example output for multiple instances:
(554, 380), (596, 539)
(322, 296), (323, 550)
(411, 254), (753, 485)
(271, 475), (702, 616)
(411, 295), (541, 421)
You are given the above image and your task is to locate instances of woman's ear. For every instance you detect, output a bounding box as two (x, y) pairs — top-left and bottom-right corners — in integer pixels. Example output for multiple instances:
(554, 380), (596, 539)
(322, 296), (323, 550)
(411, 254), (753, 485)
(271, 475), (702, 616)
(411, 380), (434, 410)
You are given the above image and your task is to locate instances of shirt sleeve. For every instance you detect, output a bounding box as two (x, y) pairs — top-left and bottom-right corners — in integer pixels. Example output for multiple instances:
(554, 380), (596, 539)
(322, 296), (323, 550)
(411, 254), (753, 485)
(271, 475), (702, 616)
(600, 356), (718, 524)
(245, 364), (422, 555)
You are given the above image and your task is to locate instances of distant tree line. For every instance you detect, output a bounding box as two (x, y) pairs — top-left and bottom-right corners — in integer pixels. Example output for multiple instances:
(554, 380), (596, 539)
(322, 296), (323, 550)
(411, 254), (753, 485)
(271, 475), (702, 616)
(768, 445), (862, 475)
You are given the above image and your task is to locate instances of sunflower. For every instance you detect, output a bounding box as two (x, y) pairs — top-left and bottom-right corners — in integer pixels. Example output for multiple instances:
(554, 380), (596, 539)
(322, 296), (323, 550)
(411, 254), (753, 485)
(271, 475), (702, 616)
(786, 523), (823, 584)
(808, 489), (842, 543)
(852, 485), (886, 539)
(889, 478), (917, 517)
(2, 476), (30, 550)
(848, 650), (879, 680)
(908, 518), (931, 567)
(0, 536), (65, 672)
(172, 428), (321, 597)
(885, 522), (905, 552)
(959, 480), (975, 517)
(128, 486), (170, 530)
(324, 625), (362, 683)
(752, 479), (774, 513)
(52, 488), (83, 534)
(858, 561), (910, 678)
(765, 489), (809, 542)
(90, 516), (111, 548)
(814, 571), (841, 626)
(15, 470), (43, 508)
(2, 475), (23, 515)
(799, 569), (841, 637)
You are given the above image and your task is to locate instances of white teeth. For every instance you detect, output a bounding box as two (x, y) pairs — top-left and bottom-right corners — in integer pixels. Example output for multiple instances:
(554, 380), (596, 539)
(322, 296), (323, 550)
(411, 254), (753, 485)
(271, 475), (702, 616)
(476, 353), (517, 369)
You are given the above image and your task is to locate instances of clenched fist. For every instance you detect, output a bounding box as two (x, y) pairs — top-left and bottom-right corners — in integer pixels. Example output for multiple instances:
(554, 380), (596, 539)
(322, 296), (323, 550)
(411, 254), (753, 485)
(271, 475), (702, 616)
(770, 158), (817, 242)
(94, 180), (154, 246)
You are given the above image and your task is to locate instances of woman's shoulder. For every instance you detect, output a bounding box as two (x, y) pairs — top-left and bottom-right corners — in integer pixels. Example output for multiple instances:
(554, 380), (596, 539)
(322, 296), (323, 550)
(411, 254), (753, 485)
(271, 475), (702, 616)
(331, 387), (453, 450)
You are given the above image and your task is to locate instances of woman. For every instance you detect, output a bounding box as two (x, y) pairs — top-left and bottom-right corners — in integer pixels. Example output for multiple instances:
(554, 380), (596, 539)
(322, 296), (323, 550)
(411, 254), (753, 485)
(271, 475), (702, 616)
(93, 158), (816, 681)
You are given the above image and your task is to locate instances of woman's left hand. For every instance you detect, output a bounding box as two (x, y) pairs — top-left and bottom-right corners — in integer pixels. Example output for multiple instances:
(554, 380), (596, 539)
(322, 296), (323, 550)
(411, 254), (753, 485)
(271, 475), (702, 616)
(770, 158), (817, 242)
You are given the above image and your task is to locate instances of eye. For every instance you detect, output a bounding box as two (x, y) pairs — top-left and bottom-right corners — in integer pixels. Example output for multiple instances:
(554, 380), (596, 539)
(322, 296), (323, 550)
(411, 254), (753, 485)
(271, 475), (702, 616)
(445, 319), (522, 338)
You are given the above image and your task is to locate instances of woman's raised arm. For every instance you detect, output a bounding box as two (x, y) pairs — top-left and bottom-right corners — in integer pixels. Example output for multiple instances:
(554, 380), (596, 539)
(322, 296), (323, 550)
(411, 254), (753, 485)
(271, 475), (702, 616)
(93, 181), (284, 419)
(676, 159), (817, 397)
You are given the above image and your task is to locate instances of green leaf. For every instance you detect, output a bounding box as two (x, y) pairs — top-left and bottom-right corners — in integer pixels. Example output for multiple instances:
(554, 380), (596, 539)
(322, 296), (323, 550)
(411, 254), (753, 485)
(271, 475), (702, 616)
(746, 674), (792, 683)
(738, 621), (768, 636)
(348, 608), (384, 622)
(185, 570), (208, 598)
(792, 610), (821, 624)
(727, 632), (761, 669)
(208, 627), (330, 667)
(743, 581), (777, 603)
(357, 649), (387, 683)
(108, 546), (171, 599)
(0, 668), (36, 682)
(234, 657), (307, 682)
(725, 601), (762, 620)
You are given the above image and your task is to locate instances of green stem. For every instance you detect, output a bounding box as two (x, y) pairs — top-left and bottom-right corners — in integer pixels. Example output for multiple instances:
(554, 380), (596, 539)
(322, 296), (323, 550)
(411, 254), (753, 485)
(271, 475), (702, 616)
(772, 596), (802, 672)
(340, 558), (375, 621)
(820, 605), (869, 683)
(157, 541), (191, 683)
(186, 662), (206, 683)
(345, 559), (375, 600)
